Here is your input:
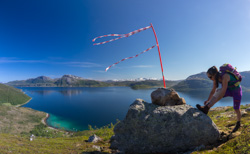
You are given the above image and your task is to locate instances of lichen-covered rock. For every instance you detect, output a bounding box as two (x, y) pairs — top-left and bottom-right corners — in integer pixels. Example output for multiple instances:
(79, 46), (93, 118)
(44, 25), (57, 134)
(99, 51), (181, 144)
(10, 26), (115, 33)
(151, 88), (186, 106)
(88, 134), (102, 143)
(111, 99), (220, 154)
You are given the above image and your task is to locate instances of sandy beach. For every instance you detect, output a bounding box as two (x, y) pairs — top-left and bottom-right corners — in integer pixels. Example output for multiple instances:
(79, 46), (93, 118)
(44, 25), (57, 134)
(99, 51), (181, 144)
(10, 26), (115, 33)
(41, 113), (59, 131)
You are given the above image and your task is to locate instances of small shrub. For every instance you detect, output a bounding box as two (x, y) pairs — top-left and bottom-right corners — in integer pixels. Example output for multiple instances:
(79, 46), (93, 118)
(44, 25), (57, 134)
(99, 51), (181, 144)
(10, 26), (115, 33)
(30, 123), (64, 138)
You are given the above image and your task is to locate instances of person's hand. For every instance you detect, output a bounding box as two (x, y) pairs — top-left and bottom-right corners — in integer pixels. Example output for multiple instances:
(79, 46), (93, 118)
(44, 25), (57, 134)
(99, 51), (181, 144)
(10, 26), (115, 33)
(204, 100), (209, 105)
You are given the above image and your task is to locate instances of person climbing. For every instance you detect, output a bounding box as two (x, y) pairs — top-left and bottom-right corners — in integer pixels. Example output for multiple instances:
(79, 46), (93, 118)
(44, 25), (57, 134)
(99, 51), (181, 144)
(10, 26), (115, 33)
(196, 64), (242, 133)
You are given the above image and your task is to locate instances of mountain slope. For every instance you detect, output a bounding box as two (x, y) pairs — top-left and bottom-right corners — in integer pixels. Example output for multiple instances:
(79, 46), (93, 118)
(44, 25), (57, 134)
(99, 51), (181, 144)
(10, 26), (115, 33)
(7, 75), (110, 87)
(54, 75), (110, 87)
(7, 76), (56, 87)
(0, 83), (31, 105)
(172, 71), (250, 92)
(186, 72), (208, 80)
(241, 71), (250, 88)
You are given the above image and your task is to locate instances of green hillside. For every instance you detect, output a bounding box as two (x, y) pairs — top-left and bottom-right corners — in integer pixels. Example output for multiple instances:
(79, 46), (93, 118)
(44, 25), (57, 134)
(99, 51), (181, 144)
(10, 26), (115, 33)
(0, 83), (31, 105)
(0, 103), (114, 153)
(172, 79), (213, 92)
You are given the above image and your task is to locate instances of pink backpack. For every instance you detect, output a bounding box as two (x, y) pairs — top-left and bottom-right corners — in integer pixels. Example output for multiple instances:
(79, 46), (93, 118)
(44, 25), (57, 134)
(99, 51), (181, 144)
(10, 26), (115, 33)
(219, 64), (242, 87)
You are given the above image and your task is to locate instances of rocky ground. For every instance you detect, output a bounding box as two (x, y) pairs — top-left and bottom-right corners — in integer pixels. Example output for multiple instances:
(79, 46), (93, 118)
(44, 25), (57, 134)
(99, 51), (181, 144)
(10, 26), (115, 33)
(192, 104), (250, 153)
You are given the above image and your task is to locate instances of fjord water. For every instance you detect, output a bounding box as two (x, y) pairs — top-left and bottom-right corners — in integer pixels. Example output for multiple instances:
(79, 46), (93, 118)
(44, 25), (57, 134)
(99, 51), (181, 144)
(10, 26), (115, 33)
(20, 87), (250, 131)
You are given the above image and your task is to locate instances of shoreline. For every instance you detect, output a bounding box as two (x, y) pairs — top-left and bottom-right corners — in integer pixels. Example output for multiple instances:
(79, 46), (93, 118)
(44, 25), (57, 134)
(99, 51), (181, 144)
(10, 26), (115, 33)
(41, 113), (59, 131)
(14, 88), (78, 132)
(15, 98), (32, 107)
(41, 113), (77, 132)
(14, 98), (64, 131)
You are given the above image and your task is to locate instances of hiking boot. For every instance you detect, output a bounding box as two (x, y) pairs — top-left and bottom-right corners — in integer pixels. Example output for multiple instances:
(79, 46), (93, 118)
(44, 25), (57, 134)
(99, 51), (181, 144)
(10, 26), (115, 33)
(232, 121), (241, 133)
(196, 104), (210, 115)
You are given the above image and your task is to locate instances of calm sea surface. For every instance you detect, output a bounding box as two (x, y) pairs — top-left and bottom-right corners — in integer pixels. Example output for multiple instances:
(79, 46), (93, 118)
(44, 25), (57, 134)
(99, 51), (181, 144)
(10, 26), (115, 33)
(19, 87), (250, 131)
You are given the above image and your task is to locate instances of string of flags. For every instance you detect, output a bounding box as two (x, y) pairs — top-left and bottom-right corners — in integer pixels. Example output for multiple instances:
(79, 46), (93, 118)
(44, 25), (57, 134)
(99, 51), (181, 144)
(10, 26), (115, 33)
(104, 45), (156, 72)
(92, 25), (155, 71)
(92, 23), (166, 88)
(92, 26), (152, 46)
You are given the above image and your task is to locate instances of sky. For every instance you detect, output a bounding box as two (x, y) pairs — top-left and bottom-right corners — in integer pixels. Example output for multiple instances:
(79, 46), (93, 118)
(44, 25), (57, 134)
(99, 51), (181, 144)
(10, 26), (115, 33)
(0, 0), (250, 83)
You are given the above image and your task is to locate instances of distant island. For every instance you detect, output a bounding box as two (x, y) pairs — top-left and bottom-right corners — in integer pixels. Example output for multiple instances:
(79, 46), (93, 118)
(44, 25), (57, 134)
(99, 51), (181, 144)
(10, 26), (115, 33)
(5, 71), (250, 92)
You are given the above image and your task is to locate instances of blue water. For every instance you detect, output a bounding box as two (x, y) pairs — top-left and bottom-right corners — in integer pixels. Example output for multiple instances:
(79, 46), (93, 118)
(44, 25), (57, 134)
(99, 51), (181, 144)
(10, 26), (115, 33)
(19, 87), (250, 131)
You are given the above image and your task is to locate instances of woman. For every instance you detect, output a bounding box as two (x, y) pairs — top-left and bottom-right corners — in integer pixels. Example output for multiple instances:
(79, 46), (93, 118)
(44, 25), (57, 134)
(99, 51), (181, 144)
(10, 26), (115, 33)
(196, 66), (242, 132)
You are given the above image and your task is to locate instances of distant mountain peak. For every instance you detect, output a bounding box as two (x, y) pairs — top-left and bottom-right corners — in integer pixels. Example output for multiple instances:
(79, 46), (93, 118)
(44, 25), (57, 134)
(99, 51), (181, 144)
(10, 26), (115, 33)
(36, 76), (53, 81)
(62, 75), (84, 80)
(186, 72), (207, 80)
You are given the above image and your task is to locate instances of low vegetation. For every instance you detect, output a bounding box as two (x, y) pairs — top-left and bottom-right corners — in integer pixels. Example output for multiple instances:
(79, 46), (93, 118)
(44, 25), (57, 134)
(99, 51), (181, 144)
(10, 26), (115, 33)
(0, 83), (31, 105)
(0, 105), (115, 153)
(193, 104), (250, 154)
(0, 104), (45, 134)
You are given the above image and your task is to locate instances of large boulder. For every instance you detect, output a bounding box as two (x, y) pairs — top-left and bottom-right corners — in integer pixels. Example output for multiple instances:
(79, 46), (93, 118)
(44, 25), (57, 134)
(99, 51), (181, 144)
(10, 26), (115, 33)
(111, 99), (220, 154)
(151, 88), (186, 106)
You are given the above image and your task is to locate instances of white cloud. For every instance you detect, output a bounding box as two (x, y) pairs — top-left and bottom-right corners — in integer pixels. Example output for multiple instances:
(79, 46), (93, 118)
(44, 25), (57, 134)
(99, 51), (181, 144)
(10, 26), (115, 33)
(93, 70), (106, 73)
(0, 57), (46, 63)
(64, 62), (102, 68)
(132, 65), (154, 68)
(0, 57), (102, 68)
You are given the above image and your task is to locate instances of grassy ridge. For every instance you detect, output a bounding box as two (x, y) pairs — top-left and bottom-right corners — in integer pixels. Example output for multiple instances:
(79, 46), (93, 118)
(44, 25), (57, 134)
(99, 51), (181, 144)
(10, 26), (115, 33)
(0, 105), (46, 134)
(0, 83), (31, 105)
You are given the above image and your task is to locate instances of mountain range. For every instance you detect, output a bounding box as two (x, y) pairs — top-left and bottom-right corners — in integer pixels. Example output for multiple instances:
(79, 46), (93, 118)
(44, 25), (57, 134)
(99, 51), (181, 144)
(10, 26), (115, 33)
(6, 71), (250, 91)
(6, 75), (179, 89)
(6, 75), (110, 87)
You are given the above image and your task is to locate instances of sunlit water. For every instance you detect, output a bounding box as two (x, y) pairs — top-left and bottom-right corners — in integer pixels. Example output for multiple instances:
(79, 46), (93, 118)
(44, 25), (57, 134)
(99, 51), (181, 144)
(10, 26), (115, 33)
(19, 87), (250, 131)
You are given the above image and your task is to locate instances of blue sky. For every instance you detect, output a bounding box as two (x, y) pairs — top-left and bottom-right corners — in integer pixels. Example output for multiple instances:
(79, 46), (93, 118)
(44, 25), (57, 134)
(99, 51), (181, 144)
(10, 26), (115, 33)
(1, 0), (250, 83)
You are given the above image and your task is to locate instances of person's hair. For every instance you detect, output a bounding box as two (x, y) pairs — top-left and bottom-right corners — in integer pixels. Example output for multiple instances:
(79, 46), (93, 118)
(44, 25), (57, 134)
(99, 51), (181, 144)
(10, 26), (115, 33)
(207, 66), (219, 88)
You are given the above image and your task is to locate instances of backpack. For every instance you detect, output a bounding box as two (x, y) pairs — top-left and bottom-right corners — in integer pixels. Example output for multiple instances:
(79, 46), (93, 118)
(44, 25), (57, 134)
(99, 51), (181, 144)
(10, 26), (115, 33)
(219, 63), (242, 87)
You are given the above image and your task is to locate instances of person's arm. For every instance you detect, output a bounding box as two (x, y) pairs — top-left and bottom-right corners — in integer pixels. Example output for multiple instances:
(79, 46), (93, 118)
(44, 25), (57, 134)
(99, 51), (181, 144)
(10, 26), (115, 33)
(204, 81), (217, 105)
